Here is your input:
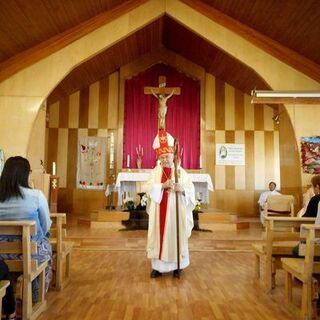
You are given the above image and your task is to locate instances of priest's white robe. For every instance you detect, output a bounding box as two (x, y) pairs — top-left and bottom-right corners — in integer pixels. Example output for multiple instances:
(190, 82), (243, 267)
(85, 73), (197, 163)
(145, 164), (195, 273)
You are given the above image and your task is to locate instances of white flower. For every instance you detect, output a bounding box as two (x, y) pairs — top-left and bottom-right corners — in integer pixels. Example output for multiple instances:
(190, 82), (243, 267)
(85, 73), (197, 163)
(141, 194), (149, 207)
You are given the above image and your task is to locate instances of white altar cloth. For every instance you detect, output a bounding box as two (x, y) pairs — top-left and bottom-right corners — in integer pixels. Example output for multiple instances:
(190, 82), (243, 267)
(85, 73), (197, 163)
(115, 171), (214, 205)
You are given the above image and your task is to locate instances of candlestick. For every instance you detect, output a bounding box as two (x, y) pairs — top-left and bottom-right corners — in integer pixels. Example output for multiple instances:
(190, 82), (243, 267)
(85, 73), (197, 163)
(52, 162), (56, 175)
(127, 154), (130, 168)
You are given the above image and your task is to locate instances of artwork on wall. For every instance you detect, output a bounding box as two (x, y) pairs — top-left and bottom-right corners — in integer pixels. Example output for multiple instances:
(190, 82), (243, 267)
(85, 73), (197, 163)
(216, 144), (245, 166)
(77, 136), (107, 189)
(301, 136), (320, 174)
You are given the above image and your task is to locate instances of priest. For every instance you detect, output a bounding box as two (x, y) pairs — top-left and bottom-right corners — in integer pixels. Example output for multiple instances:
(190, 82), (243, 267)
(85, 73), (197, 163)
(145, 129), (195, 278)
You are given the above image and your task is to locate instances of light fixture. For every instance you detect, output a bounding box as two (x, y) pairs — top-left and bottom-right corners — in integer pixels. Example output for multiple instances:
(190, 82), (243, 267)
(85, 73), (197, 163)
(272, 114), (280, 125)
(251, 90), (320, 104)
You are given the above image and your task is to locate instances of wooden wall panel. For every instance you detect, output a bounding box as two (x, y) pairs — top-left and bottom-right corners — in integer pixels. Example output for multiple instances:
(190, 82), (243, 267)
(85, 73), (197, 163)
(57, 128), (68, 188)
(107, 72), (119, 129)
(67, 129), (78, 188)
(225, 131), (235, 190)
(68, 91), (79, 128)
(214, 130), (225, 190)
(215, 79), (225, 130)
(205, 73), (215, 130)
(234, 131), (245, 190)
(79, 87), (89, 128)
(254, 131), (265, 189)
(264, 131), (275, 186)
(245, 131), (254, 190)
(235, 89), (244, 130)
(224, 84), (235, 130)
(244, 94), (254, 130)
(98, 77), (109, 128)
(59, 96), (69, 128)
(254, 104), (264, 131)
(49, 101), (59, 128)
(88, 81), (99, 128)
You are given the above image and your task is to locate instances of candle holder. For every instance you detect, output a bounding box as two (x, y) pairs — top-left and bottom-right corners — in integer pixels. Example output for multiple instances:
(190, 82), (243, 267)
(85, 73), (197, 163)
(137, 157), (142, 169)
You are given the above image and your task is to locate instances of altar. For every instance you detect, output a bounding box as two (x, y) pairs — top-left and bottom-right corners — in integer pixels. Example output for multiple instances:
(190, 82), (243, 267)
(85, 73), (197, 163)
(115, 171), (214, 205)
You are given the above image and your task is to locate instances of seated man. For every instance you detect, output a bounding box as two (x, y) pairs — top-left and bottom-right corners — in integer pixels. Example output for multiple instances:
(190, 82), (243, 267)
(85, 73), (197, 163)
(257, 181), (281, 224)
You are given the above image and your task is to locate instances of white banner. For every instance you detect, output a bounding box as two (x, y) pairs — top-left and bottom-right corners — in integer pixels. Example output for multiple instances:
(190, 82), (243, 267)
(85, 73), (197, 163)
(216, 144), (245, 166)
(77, 136), (107, 189)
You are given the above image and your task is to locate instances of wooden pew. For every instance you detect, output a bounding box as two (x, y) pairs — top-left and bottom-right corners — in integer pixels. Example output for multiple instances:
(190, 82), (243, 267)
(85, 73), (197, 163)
(252, 216), (315, 293)
(0, 280), (10, 316)
(281, 224), (320, 320)
(50, 213), (73, 291)
(0, 221), (48, 320)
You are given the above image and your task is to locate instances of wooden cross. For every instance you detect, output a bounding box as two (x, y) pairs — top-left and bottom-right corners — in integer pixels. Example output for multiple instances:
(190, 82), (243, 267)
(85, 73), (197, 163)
(144, 76), (181, 130)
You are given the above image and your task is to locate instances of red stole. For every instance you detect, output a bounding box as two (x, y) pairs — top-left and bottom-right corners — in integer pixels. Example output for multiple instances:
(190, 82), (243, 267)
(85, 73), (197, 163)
(159, 167), (172, 259)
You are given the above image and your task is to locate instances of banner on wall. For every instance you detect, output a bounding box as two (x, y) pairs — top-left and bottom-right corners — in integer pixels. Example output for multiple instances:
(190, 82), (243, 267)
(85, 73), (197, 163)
(216, 144), (245, 166)
(301, 136), (320, 174)
(77, 136), (107, 189)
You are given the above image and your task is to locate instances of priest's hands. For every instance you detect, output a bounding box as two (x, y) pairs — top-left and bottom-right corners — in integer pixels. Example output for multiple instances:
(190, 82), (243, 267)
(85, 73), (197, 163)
(162, 180), (184, 193)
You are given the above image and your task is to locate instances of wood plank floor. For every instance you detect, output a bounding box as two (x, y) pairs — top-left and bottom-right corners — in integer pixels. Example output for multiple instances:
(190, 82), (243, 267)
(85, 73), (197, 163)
(38, 217), (295, 320)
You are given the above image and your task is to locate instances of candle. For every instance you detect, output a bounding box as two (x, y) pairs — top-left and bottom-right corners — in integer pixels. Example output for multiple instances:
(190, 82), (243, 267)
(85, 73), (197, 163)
(127, 154), (130, 168)
(199, 155), (202, 169)
(52, 162), (56, 175)
(110, 133), (114, 169)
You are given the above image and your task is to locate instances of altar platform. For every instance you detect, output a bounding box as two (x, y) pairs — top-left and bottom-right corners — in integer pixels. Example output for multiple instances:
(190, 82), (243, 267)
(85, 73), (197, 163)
(77, 209), (260, 231)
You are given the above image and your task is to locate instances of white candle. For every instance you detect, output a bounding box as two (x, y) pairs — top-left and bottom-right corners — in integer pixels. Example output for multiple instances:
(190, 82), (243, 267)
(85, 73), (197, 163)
(127, 154), (130, 168)
(199, 155), (202, 169)
(110, 133), (114, 169)
(110, 132), (114, 145)
(52, 162), (56, 175)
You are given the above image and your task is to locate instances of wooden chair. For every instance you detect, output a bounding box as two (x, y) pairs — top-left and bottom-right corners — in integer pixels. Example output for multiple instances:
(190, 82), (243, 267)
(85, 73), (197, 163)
(264, 195), (295, 220)
(281, 224), (320, 320)
(50, 213), (73, 290)
(252, 216), (315, 293)
(0, 221), (48, 320)
(0, 280), (10, 316)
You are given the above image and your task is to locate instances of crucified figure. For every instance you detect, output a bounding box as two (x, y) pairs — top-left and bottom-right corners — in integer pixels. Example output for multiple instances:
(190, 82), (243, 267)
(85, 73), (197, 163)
(151, 88), (175, 130)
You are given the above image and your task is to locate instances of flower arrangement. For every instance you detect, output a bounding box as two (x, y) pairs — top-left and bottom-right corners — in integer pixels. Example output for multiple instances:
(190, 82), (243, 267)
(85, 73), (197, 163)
(140, 193), (149, 208)
(193, 200), (201, 213)
(124, 197), (135, 211)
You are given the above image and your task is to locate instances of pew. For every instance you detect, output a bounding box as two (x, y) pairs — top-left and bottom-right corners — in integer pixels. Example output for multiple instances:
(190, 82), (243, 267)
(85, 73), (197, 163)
(281, 224), (320, 320)
(252, 216), (315, 293)
(0, 280), (10, 317)
(50, 213), (73, 290)
(0, 221), (48, 320)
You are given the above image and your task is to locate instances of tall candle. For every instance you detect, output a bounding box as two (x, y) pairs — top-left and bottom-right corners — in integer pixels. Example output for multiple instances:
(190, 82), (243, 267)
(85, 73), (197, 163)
(52, 162), (56, 175)
(110, 133), (114, 169)
(199, 155), (202, 169)
(127, 154), (130, 168)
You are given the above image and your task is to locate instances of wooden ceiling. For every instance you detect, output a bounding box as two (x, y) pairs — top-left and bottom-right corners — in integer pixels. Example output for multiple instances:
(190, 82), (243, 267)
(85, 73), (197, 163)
(0, 0), (319, 100)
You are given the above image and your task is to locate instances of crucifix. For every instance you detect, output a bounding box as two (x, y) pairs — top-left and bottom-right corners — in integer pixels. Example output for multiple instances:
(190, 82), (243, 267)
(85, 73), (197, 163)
(144, 76), (181, 130)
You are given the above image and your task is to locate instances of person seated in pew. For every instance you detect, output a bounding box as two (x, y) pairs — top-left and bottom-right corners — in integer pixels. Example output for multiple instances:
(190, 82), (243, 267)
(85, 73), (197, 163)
(293, 175), (320, 257)
(257, 181), (281, 224)
(300, 175), (320, 218)
(297, 185), (315, 217)
(0, 156), (52, 302)
(0, 260), (16, 320)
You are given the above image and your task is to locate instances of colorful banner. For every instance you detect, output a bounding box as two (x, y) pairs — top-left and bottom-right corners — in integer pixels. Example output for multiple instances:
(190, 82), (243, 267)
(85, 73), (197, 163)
(301, 136), (320, 174)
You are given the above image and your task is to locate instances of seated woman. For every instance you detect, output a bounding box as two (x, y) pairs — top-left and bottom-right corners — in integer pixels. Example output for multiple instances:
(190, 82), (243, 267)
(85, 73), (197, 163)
(0, 156), (52, 302)
(301, 175), (320, 218)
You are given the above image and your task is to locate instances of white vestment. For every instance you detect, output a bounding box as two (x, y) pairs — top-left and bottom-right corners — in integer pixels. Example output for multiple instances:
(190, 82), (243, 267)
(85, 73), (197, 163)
(258, 190), (281, 224)
(145, 164), (195, 273)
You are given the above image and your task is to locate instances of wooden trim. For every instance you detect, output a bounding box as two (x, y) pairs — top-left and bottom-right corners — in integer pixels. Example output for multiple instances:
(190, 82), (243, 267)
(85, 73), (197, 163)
(0, 0), (149, 83)
(251, 97), (320, 104)
(181, 0), (320, 83)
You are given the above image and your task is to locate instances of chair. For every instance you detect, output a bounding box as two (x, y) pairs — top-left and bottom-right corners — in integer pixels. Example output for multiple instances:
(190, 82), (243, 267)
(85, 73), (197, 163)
(264, 195), (295, 220)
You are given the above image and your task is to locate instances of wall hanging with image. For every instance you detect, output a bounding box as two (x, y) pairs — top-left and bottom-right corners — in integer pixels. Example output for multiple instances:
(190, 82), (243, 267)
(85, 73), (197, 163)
(301, 136), (320, 174)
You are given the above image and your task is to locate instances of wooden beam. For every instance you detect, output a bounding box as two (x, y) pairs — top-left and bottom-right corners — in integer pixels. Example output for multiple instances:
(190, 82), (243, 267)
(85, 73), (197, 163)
(181, 0), (320, 83)
(251, 97), (320, 104)
(0, 0), (149, 83)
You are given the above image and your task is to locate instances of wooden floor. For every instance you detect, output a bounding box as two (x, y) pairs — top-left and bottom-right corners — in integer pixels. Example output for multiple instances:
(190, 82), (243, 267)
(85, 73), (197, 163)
(38, 216), (295, 320)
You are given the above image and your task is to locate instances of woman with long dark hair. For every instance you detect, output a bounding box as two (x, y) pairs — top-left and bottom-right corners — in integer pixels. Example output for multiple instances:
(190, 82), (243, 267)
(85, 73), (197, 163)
(0, 156), (52, 306)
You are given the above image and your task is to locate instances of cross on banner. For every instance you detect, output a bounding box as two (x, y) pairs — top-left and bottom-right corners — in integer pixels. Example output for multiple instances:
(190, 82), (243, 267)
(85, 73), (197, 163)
(144, 76), (181, 130)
